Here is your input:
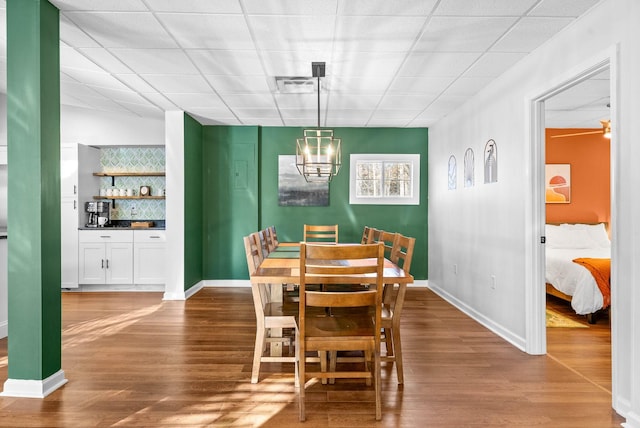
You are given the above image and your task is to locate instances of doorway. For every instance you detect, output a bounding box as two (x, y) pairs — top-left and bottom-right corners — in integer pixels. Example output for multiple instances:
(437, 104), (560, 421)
(527, 53), (617, 397)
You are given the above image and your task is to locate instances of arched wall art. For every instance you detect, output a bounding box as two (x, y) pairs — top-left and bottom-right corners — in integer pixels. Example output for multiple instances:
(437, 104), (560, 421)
(484, 139), (498, 183)
(448, 155), (457, 190)
(464, 148), (474, 188)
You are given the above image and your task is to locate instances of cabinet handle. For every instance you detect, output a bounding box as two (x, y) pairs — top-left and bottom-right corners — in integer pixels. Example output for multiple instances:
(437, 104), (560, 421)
(101, 259), (104, 269)
(100, 236), (111, 239)
(74, 200), (77, 210)
(149, 236), (161, 239)
(106, 260), (109, 269)
(73, 185), (77, 195)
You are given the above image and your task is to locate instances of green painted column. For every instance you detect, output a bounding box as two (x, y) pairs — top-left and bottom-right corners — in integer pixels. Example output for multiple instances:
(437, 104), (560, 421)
(4, 0), (66, 396)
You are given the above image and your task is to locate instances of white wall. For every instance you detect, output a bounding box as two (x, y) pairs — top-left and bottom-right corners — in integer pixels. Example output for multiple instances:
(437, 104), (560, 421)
(428, 0), (640, 425)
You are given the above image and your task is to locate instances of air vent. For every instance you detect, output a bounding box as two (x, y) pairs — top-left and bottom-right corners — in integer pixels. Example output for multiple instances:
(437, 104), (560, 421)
(275, 76), (317, 94)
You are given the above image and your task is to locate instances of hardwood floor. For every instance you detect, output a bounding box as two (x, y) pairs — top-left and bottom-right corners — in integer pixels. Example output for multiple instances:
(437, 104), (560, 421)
(0, 288), (624, 427)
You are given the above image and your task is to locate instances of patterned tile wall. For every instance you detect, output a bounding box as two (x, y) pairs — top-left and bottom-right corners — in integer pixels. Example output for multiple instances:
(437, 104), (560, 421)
(100, 147), (166, 220)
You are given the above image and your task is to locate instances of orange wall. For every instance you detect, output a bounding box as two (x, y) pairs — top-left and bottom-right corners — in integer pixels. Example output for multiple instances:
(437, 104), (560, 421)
(545, 128), (610, 225)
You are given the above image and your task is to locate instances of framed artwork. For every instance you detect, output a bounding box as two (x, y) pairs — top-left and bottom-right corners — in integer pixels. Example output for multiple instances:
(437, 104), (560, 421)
(278, 155), (329, 206)
(484, 140), (497, 184)
(464, 148), (474, 188)
(448, 155), (457, 190)
(545, 164), (571, 203)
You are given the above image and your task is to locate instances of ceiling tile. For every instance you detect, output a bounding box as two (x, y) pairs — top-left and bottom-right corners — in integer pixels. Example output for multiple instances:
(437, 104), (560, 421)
(443, 77), (495, 96)
(60, 81), (106, 98)
(114, 74), (158, 93)
(59, 14), (101, 47)
(334, 15), (426, 52)
(328, 75), (393, 93)
(377, 94), (434, 110)
(327, 94), (382, 110)
(51, 0), (148, 11)
(260, 50), (333, 77)
(90, 86), (151, 104)
(528, 0), (601, 17)
(389, 76), (456, 93)
(231, 108), (282, 119)
(491, 17), (574, 52)
(338, 0), (437, 16)
(185, 107), (237, 119)
(205, 75), (272, 94)
(141, 74), (214, 94)
(60, 46), (105, 72)
(78, 48), (132, 73)
(186, 50), (263, 75)
(163, 93), (227, 110)
(157, 13), (254, 50)
(61, 68), (130, 91)
(399, 52), (482, 77)
(144, 0), (242, 13)
(462, 52), (528, 77)
(415, 17), (517, 52)
(243, 0), (338, 15)
(330, 50), (406, 77)
(274, 93), (323, 110)
(248, 15), (337, 51)
(141, 92), (179, 110)
(224, 93), (276, 109)
(115, 100), (164, 118)
(110, 49), (200, 74)
(434, 0), (538, 16)
(64, 11), (178, 48)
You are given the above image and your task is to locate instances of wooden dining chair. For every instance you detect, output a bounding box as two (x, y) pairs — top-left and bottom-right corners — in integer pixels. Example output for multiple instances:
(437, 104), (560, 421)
(361, 226), (372, 244)
(266, 225), (279, 249)
(243, 235), (299, 385)
(297, 242), (384, 421)
(303, 224), (338, 244)
(375, 230), (397, 259)
(381, 233), (415, 385)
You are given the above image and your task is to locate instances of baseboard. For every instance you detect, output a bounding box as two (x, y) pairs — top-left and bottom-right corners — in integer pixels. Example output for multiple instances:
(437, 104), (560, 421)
(427, 281), (526, 352)
(163, 280), (204, 300)
(1, 370), (67, 398)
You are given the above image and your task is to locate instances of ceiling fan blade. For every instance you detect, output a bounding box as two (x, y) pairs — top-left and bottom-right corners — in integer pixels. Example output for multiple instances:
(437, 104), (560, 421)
(550, 130), (602, 138)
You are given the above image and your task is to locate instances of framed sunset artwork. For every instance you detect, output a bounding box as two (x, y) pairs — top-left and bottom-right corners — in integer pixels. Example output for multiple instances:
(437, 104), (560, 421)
(545, 164), (571, 203)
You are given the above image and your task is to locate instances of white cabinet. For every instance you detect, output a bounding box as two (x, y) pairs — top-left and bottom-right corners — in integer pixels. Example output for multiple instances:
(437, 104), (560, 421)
(133, 230), (166, 284)
(79, 230), (133, 285)
(61, 144), (100, 288)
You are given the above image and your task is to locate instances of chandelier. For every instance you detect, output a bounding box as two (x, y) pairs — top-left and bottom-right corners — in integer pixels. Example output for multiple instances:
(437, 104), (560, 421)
(296, 62), (342, 182)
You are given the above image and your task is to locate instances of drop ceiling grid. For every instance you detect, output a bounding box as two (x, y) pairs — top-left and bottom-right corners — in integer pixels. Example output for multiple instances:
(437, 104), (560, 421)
(0, 0), (609, 127)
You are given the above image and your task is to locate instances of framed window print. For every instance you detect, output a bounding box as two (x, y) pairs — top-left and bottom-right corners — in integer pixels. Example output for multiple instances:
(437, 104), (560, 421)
(545, 164), (571, 203)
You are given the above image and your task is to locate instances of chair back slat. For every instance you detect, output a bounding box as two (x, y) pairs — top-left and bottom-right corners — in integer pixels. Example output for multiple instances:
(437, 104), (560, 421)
(303, 224), (338, 243)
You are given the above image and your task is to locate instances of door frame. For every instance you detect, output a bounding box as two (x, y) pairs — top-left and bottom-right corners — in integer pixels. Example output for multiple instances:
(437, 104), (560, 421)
(524, 45), (619, 394)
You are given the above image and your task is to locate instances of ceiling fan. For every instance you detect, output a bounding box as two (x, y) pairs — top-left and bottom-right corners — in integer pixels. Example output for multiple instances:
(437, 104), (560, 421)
(550, 119), (611, 139)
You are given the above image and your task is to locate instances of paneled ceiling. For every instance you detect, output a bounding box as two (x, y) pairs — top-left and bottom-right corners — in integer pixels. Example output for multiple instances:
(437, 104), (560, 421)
(0, 0), (607, 128)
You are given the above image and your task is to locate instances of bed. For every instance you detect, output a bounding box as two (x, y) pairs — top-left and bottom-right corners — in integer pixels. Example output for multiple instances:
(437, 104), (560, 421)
(545, 223), (611, 323)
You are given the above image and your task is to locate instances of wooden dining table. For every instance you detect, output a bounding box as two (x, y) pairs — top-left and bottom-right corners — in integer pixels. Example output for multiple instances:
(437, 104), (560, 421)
(250, 243), (414, 286)
(250, 242), (413, 357)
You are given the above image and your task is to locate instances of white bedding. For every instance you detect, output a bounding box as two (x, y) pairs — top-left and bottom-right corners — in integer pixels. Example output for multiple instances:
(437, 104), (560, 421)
(544, 223), (611, 315)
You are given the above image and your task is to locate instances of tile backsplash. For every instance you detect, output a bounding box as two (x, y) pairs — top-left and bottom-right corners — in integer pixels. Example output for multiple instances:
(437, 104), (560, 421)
(100, 147), (166, 221)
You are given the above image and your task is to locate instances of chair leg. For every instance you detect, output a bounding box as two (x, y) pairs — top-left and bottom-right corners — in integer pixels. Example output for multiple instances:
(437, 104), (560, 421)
(319, 351), (328, 385)
(251, 327), (266, 384)
(298, 351), (306, 421)
(364, 350), (372, 386)
(392, 326), (404, 385)
(374, 351), (381, 421)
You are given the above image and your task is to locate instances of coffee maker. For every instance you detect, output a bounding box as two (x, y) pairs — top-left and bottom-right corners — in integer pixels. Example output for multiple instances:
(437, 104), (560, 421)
(85, 201), (110, 227)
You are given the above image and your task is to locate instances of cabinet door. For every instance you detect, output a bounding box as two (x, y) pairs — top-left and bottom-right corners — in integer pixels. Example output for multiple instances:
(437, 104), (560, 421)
(61, 199), (79, 288)
(134, 243), (166, 284)
(106, 243), (133, 284)
(60, 144), (78, 199)
(79, 243), (105, 284)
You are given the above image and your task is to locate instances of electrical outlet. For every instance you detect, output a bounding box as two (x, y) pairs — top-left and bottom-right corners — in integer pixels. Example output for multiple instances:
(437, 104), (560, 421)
(490, 275), (496, 290)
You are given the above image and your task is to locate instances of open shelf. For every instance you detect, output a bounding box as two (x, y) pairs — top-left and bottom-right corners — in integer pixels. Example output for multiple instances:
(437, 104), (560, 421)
(93, 172), (165, 177)
(93, 196), (165, 200)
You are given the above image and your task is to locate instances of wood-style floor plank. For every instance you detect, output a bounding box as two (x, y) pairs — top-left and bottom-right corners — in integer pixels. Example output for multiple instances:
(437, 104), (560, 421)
(0, 288), (624, 427)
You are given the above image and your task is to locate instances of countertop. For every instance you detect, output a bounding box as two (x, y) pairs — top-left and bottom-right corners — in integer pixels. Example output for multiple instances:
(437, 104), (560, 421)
(79, 227), (165, 231)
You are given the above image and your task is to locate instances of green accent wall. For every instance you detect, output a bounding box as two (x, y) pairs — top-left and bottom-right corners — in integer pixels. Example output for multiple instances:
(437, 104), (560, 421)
(203, 126), (259, 279)
(183, 113), (203, 290)
(6, 0), (61, 379)
(201, 125), (428, 280)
